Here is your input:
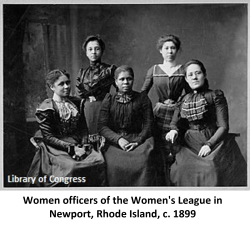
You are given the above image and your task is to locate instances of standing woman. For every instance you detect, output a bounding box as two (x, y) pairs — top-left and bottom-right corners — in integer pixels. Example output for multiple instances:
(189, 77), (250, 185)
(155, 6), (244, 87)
(75, 35), (116, 145)
(141, 34), (190, 185)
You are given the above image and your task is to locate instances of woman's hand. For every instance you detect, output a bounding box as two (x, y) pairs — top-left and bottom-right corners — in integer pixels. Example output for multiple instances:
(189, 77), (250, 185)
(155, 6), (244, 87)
(74, 146), (86, 157)
(165, 130), (178, 144)
(124, 142), (138, 152)
(198, 145), (211, 157)
(118, 138), (130, 151)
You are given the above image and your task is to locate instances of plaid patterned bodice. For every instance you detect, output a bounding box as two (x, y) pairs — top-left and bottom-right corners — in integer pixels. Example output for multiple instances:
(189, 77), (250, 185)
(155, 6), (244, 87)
(181, 92), (208, 122)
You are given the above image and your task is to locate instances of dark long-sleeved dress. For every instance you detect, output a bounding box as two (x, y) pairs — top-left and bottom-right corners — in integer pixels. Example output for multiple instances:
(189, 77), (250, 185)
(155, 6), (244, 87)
(141, 65), (189, 133)
(169, 86), (247, 186)
(141, 64), (190, 185)
(75, 61), (116, 136)
(27, 96), (105, 187)
(98, 91), (156, 186)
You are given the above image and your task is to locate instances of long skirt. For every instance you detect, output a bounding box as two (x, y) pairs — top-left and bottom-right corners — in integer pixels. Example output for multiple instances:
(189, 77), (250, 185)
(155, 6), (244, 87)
(26, 136), (106, 187)
(104, 136), (156, 187)
(170, 134), (247, 187)
(84, 100), (102, 135)
(153, 102), (178, 186)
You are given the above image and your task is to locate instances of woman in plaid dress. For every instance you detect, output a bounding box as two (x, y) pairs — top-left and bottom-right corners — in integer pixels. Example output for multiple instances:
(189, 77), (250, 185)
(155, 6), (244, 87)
(141, 35), (190, 185)
(166, 59), (247, 186)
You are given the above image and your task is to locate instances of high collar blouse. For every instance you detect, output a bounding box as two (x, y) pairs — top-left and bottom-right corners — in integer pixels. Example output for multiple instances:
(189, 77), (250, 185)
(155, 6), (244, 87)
(170, 87), (229, 149)
(35, 97), (88, 151)
(75, 61), (117, 100)
(98, 91), (154, 146)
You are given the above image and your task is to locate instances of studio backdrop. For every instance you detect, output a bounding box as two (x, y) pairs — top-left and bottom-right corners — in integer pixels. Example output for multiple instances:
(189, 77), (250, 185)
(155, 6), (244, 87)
(3, 4), (247, 186)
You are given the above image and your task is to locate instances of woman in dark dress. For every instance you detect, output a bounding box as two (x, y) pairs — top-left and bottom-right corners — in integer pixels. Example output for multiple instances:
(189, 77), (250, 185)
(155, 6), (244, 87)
(98, 65), (156, 186)
(166, 59), (247, 186)
(141, 34), (190, 185)
(27, 69), (105, 187)
(75, 35), (116, 146)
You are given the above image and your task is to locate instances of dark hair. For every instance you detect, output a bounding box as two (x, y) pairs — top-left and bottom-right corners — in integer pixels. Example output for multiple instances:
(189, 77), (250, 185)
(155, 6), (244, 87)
(46, 69), (70, 87)
(82, 35), (105, 52)
(114, 65), (134, 80)
(184, 59), (207, 76)
(156, 34), (181, 51)
(184, 59), (209, 89)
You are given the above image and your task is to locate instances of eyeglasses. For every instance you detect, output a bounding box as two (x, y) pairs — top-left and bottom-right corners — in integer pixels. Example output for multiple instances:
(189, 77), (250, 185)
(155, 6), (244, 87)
(187, 70), (203, 77)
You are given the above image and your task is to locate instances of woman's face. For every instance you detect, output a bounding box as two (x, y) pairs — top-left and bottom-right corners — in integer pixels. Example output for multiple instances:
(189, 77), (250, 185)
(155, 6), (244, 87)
(160, 41), (178, 62)
(115, 71), (134, 94)
(185, 64), (206, 90)
(86, 40), (103, 62)
(51, 75), (71, 97)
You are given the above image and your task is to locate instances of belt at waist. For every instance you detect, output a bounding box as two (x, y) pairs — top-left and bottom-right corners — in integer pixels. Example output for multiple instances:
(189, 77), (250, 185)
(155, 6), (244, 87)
(189, 122), (211, 130)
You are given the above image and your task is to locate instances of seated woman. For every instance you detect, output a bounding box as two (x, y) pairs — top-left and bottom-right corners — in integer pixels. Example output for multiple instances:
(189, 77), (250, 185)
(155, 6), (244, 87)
(165, 59), (247, 187)
(98, 65), (156, 186)
(27, 69), (105, 187)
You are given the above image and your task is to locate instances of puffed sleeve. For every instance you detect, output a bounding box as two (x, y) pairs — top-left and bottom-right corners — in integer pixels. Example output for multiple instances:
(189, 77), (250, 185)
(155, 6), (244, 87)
(205, 90), (229, 148)
(86, 64), (117, 99)
(105, 64), (117, 78)
(36, 110), (74, 151)
(98, 93), (123, 144)
(132, 93), (154, 145)
(93, 64), (116, 88)
(75, 68), (86, 98)
(102, 65), (117, 88)
(140, 66), (154, 94)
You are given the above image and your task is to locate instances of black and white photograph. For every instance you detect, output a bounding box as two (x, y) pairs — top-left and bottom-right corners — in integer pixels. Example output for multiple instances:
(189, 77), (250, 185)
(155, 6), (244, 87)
(2, 2), (248, 188)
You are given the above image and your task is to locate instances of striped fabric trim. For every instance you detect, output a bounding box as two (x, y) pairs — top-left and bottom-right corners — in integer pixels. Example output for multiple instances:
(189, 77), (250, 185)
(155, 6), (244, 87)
(153, 73), (184, 77)
(182, 98), (207, 111)
(153, 65), (185, 77)
(181, 97), (208, 121)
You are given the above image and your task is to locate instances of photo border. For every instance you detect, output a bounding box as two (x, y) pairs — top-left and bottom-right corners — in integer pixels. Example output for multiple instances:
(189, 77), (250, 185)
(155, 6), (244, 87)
(0, 0), (250, 191)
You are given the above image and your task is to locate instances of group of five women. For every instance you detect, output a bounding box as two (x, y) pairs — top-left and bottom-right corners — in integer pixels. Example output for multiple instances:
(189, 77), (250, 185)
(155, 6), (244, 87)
(27, 34), (247, 187)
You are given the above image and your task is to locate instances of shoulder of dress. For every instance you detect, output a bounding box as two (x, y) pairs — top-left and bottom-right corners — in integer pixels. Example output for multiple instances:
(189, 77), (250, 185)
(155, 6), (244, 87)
(36, 98), (54, 112)
(203, 89), (225, 103)
(100, 62), (112, 68)
(212, 90), (227, 104)
(80, 66), (91, 73)
(151, 64), (162, 76)
(173, 64), (185, 77)
(148, 65), (156, 72)
(204, 89), (224, 96)
(178, 64), (184, 69)
(213, 89), (224, 96)
(101, 63), (117, 71)
(77, 67), (89, 79)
